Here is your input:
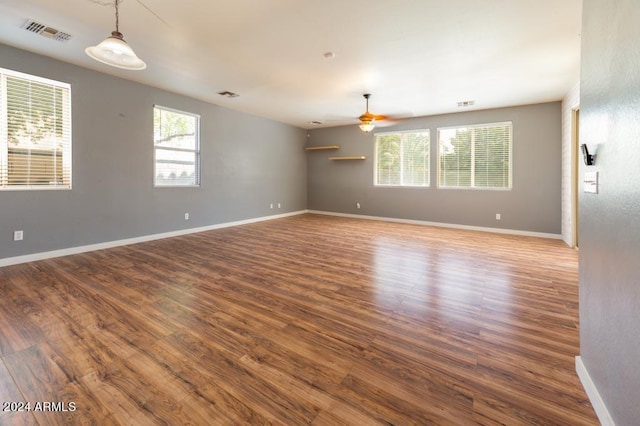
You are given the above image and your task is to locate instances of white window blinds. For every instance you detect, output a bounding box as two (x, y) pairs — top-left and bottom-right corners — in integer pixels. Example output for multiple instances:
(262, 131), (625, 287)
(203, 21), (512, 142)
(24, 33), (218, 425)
(375, 130), (430, 187)
(438, 122), (512, 190)
(153, 105), (200, 187)
(0, 68), (72, 190)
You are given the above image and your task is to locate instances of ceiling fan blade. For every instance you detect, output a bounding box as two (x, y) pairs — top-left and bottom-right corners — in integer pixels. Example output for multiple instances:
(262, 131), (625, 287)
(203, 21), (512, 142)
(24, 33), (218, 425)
(374, 119), (400, 128)
(369, 112), (413, 128)
(320, 94), (413, 131)
(358, 94), (402, 126)
(359, 112), (375, 121)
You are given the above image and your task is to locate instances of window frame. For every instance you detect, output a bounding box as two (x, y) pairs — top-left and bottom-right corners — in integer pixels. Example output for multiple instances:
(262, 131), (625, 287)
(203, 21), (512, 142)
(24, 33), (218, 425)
(0, 67), (72, 191)
(153, 104), (201, 188)
(437, 121), (513, 191)
(373, 128), (431, 188)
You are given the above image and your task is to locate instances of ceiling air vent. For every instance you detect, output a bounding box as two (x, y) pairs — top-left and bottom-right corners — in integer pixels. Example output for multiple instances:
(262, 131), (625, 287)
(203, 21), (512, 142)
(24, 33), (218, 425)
(218, 91), (239, 98)
(457, 100), (476, 108)
(21, 19), (73, 42)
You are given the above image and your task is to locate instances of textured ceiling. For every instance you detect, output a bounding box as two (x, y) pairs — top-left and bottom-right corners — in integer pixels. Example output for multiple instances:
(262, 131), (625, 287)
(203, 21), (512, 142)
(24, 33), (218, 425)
(0, 0), (582, 129)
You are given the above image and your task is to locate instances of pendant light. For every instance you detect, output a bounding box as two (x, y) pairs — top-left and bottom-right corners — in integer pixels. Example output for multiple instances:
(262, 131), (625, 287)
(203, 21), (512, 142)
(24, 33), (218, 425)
(85, 0), (146, 70)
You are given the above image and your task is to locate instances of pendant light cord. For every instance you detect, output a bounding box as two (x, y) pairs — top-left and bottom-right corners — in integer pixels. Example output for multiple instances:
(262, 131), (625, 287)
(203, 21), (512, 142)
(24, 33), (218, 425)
(115, 0), (120, 33)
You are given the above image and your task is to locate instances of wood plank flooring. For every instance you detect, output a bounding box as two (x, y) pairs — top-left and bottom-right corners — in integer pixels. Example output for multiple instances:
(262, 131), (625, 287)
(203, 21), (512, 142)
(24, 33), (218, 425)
(0, 214), (597, 425)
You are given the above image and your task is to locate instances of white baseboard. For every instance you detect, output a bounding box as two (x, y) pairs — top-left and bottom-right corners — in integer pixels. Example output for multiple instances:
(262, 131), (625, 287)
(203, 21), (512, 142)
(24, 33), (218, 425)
(0, 209), (562, 268)
(576, 356), (615, 426)
(0, 210), (306, 268)
(307, 210), (563, 240)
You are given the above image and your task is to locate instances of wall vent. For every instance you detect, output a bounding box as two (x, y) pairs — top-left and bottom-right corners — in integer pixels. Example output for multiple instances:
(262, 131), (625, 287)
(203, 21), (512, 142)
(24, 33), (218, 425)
(21, 19), (73, 42)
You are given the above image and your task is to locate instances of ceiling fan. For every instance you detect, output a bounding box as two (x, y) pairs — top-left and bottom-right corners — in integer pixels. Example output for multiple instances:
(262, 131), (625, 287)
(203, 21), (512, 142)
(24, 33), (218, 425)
(358, 93), (391, 133)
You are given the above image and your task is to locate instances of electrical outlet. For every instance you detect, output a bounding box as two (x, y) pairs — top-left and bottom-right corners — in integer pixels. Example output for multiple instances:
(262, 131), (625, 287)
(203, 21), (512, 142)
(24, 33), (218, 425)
(496, 213), (501, 220)
(184, 213), (190, 220)
(277, 203), (281, 209)
(13, 230), (23, 241)
(270, 203), (274, 209)
(356, 202), (361, 209)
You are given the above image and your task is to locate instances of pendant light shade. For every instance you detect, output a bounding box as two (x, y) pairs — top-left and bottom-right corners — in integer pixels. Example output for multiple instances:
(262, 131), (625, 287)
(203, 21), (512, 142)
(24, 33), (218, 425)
(85, 0), (146, 70)
(86, 31), (146, 70)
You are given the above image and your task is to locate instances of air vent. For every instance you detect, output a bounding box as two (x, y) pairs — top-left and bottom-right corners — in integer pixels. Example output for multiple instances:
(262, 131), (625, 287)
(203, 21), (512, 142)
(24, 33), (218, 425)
(218, 91), (239, 98)
(457, 100), (476, 108)
(21, 19), (73, 43)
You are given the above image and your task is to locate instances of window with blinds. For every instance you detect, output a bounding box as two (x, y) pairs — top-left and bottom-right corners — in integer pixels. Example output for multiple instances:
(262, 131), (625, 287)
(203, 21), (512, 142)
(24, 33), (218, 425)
(153, 105), (200, 187)
(0, 68), (71, 190)
(438, 122), (512, 190)
(375, 130), (430, 187)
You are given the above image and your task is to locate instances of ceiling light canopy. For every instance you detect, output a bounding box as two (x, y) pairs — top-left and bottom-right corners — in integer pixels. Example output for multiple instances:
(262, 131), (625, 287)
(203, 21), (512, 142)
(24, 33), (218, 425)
(85, 0), (146, 70)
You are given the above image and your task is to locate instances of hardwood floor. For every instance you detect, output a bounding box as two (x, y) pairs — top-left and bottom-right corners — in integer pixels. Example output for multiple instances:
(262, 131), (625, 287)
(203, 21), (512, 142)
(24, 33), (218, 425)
(0, 214), (597, 425)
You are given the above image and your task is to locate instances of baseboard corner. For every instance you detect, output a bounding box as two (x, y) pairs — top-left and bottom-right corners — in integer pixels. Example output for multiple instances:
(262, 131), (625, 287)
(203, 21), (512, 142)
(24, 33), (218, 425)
(576, 355), (616, 426)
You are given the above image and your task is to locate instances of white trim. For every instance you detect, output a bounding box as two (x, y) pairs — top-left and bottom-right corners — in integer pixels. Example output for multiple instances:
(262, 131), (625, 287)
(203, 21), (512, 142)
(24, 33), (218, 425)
(0, 66), (71, 89)
(576, 356), (615, 426)
(373, 128), (429, 137)
(438, 120), (513, 132)
(308, 210), (562, 239)
(0, 210), (306, 268)
(153, 104), (201, 119)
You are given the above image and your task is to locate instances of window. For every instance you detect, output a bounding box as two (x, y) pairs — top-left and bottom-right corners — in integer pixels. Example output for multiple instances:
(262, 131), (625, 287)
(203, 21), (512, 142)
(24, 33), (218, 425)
(153, 105), (200, 187)
(0, 68), (71, 190)
(438, 122), (512, 190)
(375, 130), (430, 187)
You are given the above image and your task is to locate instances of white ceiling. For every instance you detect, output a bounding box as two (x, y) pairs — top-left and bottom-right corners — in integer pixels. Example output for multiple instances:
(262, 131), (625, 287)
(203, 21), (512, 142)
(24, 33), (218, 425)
(0, 0), (582, 129)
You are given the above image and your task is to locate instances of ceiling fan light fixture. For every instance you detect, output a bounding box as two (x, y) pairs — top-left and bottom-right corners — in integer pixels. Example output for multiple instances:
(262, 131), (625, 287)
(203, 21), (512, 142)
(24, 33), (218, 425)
(358, 94), (378, 132)
(85, 0), (146, 70)
(359, 121), (375, 132)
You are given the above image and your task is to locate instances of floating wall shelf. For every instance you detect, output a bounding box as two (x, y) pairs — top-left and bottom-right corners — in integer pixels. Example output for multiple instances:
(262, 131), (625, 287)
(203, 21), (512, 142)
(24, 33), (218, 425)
(305, 145), (340, 151)
(329, 156), (366, 161)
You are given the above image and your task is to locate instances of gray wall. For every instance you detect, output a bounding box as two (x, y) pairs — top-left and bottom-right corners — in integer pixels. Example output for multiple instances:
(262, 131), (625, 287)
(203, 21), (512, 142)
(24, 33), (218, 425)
(579, 0), (640, 424)
(0, 43), (307, 260)
(308, 103), (562, 234)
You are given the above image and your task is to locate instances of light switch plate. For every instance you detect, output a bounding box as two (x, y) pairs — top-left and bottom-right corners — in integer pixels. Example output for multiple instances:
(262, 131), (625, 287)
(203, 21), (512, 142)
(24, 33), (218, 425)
(584, 171), (598, 194)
